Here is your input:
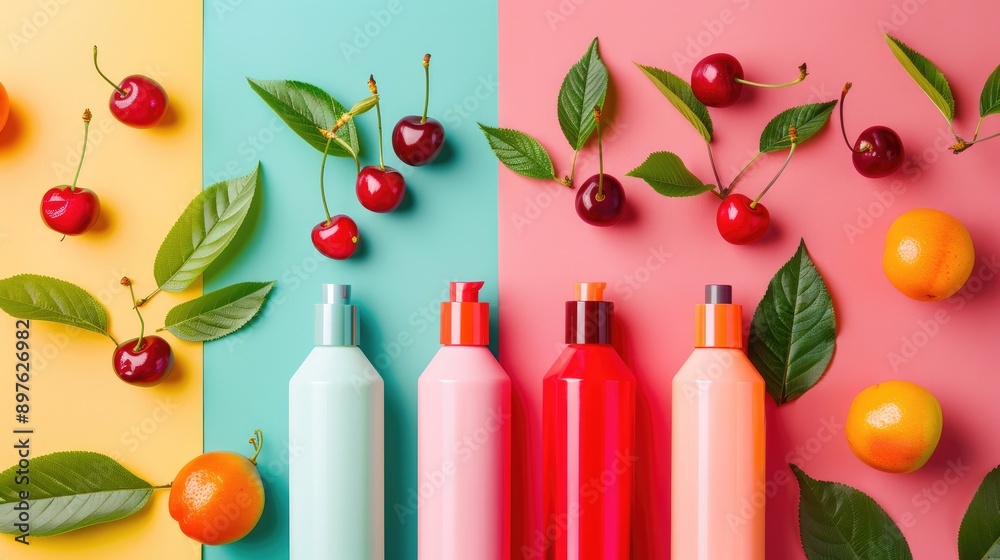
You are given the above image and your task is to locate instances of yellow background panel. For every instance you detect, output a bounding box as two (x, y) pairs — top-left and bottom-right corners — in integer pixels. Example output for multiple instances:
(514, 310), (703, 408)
(0, 0), (202, 557)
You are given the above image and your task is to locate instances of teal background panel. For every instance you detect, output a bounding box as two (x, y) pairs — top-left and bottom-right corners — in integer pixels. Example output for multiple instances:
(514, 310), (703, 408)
(203, 1), (499, 558)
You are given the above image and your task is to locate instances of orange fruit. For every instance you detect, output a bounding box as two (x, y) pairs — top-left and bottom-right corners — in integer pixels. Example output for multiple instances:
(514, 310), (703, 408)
(845, 380), (942, 473)
(883, 208), (974, 301)
(169, 430), (265, 545)
(0, 81), (9, 132)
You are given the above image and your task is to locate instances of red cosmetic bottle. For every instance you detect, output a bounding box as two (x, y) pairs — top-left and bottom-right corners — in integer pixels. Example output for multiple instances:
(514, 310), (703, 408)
(542, 282), (636, 560)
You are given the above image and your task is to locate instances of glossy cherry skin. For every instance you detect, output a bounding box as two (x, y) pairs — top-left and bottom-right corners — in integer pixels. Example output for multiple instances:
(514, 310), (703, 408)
(575, 174), (626, 226)
(113, 336), (174, 387)
(691, 53), (745, 108)
(391, 115), (445, 166)
(356, 165), (406, 212)
(312, 215), (359, 260)
(109, 75), (168, 128)
(717, 193), (770, 244)
(40, 186), (100, 236)
(852, 125), (904, 178)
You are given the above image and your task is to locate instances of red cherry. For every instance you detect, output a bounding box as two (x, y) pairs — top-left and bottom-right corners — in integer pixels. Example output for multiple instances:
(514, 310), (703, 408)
(356, 165), (406, 212)
(312, 215), (359, 260)
(852, 126), (904, 178)
(691, 53), (745, 108)
(716, 193), (770, 244)
(391, 116), (445, 166)
(839, 83), (904, 178)
(113, 336), (174, 387)
(575, 174), (626, 226)
(40, 186), (100, 235)
(94, 46), (168, 128)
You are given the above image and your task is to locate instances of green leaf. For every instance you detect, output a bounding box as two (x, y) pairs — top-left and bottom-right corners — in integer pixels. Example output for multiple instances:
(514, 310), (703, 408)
(635, 63), (713, 142)
(247, 78), (359, 158)
(0, 274), (108, 336)
(626, 152), (714, 197)
(748, 239), (836, 405)
(349, 94), (379, 117)
(959, 464), (1000, 560)
(759, 101), (837, 153)
(792, 464), (913, 560)
(154, 165), (260, 293)
(478, 124), (557, 180)
(0, 452), (152, 537)
(884, 34), (955, 122)
(163, 281), (275, 342)
(557, 37), (609, 151)
(979, 65), (1000, 118)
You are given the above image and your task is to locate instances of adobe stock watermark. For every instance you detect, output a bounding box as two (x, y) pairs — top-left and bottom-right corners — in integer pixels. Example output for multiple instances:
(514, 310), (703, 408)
(671, 0), (752, 74)
(118, 398), (181, 454)
(843, 126), (954, 244)
(888, 255), (999, 371)
(339, 1), (404, 63)
(897, 457), (972, 528)
(393, 406), (510, 524)
(521, 449), (638, 559)
(877, 0), (929, 33)
(612, 245), (672, 301)
(728, 416), (842, 531)
(543, 0), (590, 30)
(442, 74), (499, 130)
(208, 117), (287, 184)
(509, 116), (628, 234)
(7, 0), (72, 54)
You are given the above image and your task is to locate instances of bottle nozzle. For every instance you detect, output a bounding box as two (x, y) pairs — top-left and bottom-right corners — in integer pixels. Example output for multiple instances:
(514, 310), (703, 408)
(450, 281), (484, 303)
(575, 282), (606, 301)
(322, 284), (351, 304)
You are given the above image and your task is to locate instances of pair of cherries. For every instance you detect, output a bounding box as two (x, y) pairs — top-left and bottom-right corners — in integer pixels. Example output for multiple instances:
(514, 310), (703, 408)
(40, 47), (169, 237)
(313, 55), (447, 260)
(690, 54), (904, 244)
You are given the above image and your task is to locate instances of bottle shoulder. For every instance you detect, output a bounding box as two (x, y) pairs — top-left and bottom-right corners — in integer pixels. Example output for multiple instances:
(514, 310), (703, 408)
(420, 345), (510, 383)
(543, 344), (635, 382)
(673, 347), (763, 383)
(290, 345), (383, 386)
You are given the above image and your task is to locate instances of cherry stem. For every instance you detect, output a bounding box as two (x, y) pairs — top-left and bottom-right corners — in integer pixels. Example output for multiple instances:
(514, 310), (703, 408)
(370, 75), (385, 170)
(725, 151), (763, 196)
(567, 149), (579, 189)
(735, 63), (808, 89)
(706, 142), (724, 197)
(964, 130), (1000, 147)
(421, 54), (431, 124)
(137, 288), (160, 308)
(593, 106), (606, 201)
(839, 83), (869, 154)
(122, 278), (145, 352)
(973, 116), (985, 141)
(319, 138), (333, 224)
(752, 127), (798, 208)
(71, 109), (93, 192)
(248, 429), (264, 465)
(92, 46), (126, 96)
(105, 332), (120, 347)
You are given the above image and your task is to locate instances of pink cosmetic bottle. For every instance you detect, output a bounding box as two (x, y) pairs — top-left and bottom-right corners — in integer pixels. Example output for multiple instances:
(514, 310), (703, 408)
(672, 284), (766, 560)
(417, 281), (511, 560)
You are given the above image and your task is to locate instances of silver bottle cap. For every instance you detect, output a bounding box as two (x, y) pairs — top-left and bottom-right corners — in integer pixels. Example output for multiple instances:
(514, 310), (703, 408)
(315, 284), (358, 346)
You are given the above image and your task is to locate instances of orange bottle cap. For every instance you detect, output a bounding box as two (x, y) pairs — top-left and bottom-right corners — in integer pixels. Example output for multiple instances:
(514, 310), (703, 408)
(695, 284), (743, 348)
(440, 281), (489, 345)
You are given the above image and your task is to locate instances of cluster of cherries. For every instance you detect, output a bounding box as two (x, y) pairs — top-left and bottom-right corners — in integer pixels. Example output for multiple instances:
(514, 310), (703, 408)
(688, 54), (904, 244)
(33, 48), (173, 386)
(312, 54), (446, 260)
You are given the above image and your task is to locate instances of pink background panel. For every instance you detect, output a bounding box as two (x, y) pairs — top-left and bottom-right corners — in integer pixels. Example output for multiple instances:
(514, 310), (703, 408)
(498, 0), (1000, 558)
